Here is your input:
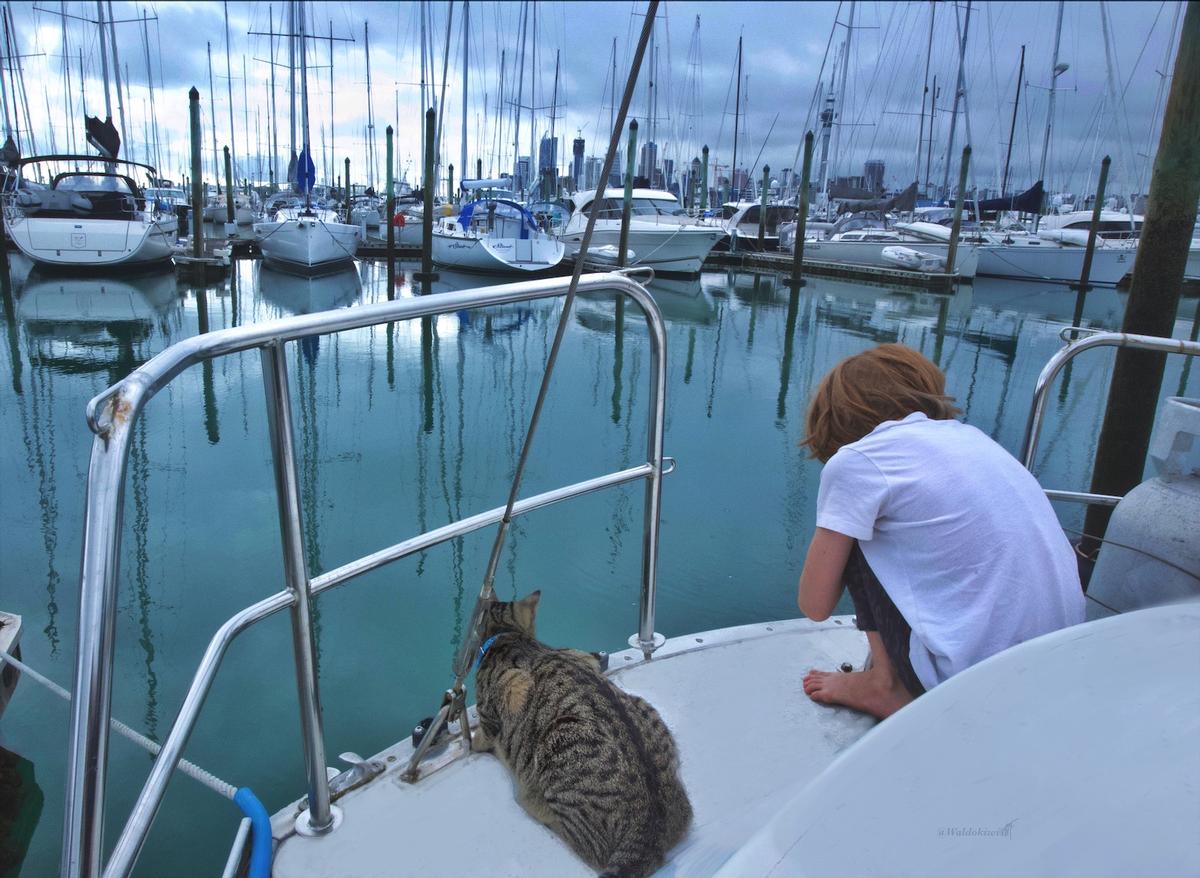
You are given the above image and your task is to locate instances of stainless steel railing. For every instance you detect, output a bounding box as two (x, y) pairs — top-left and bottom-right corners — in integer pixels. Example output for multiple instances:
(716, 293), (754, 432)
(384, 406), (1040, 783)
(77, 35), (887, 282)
(62, 273), (671, 878)
(1021, 328), (1200, 505)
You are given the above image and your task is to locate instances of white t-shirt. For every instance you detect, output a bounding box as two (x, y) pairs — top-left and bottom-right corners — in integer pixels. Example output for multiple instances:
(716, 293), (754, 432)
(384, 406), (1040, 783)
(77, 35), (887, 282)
(816, 412), (1084, 690)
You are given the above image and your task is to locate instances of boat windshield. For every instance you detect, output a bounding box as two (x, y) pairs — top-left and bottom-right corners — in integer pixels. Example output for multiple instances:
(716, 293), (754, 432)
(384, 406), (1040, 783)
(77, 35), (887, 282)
(54, 174), (136, 195)
(585, 197), (686, 219)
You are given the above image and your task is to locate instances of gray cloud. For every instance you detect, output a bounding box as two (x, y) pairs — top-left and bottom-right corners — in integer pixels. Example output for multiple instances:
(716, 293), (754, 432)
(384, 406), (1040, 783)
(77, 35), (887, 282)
(10, 1), (1182, 198)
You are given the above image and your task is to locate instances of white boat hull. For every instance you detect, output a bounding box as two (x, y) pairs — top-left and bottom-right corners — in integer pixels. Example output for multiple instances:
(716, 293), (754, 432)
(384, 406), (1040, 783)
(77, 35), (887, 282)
(976, 241), (1133, 285)
(800, 238), (979, 278)
(561, 222), (723, 275)
(350, 207), (382, 228)
(431, 230), (564, 274)
(4, 214), (176, 269)
(203, 204), (257, 225)
(253, 217), (361, 271)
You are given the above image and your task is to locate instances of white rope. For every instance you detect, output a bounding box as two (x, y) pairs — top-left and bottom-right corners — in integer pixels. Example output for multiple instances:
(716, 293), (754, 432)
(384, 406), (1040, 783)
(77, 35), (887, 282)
(0, 647), (237, 800)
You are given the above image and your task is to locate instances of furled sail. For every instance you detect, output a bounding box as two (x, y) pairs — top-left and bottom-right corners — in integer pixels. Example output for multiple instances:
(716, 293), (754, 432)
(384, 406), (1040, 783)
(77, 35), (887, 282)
(836, 181), (919, 215)
(85, 115), (120, 159)
(974, 180), (1044, 214)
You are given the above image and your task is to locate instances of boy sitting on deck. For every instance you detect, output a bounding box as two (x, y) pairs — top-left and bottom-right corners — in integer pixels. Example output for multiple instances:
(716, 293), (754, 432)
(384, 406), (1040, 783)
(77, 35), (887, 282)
(797, 344), (1084, 719)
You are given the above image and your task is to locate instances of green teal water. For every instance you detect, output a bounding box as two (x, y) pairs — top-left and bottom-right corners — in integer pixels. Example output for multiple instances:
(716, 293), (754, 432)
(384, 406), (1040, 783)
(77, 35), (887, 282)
(0, 255), (1195, 875)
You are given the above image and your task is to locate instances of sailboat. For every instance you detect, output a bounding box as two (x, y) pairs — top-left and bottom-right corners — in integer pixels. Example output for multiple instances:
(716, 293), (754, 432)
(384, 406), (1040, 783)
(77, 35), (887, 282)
(4, 155), (177, 270)
(253, 0), (360, 273)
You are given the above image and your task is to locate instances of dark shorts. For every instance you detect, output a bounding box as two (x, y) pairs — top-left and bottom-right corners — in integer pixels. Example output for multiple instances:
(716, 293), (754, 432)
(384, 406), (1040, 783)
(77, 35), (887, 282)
(843, 544), (926, 699)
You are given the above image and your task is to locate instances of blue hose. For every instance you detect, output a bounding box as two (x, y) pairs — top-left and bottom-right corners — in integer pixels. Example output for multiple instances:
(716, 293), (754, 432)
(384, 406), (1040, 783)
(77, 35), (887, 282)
(234, 787), (273, 878)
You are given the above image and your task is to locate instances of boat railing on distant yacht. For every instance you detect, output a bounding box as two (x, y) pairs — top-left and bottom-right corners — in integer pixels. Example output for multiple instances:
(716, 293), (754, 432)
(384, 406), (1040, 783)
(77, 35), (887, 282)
(2, 154), (177, 270)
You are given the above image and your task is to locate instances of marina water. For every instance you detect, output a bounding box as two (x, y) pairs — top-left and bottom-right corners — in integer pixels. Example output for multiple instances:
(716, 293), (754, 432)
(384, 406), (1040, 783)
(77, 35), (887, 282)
(1, 258), (1195, 875)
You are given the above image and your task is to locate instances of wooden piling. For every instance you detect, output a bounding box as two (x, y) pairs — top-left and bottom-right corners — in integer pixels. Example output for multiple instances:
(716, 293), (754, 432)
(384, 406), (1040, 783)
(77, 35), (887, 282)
(419, 106), (436, 293)
(945, 145), (970, 277)
(789, 131), (814, 288)
(476, 158), (482, 180)
(344, 156), (350, 209)
(386, 125), (395, 299)
(448, 164), (455, 204)
(757, 165), (770, 248)
(1074, 155), (1110, 293)
(223, 146), (234, 226)
(189, 87), (204, 259)
(618, 119), (638, 269)
(700, 145), (709, 211)
(1081, 2), (1200, 556)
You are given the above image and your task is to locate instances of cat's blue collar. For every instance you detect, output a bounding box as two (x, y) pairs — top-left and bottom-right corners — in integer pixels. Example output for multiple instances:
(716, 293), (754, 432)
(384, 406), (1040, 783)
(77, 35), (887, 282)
(475, 634), (503, 669)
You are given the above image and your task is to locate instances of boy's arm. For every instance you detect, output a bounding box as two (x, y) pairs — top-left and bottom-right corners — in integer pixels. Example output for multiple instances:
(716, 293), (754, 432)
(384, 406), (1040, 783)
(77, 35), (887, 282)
(797, 527), (855, 621)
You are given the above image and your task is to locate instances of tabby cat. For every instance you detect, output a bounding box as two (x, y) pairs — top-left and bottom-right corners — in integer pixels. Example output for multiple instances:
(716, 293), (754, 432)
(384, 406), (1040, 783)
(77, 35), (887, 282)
(471, 591), (693, 878)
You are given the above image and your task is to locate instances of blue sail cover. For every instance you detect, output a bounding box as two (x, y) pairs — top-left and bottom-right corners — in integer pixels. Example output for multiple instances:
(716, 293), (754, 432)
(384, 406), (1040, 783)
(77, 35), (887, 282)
(296, 148), (317, 194)
(457, 198), (537, 239)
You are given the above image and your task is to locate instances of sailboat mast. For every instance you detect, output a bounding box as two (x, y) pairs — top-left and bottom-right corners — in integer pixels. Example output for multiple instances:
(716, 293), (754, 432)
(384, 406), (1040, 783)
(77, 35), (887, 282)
(288, 0), (296, 165)
(1002, 45), (1025, 196)
(1038, 0), (1065, 187)
(915, 0), (935, 188)
(299, 0), (310, 205)
(96, 2), (113, 121)
(549, 49), (559, 194)
(512, 0), (527, 188)
(106, 1), (129, 162)
(365, 21), (375, 188)
(61, 1), (75, 154)
(420, 0), (427, 160)
(207, 42), (219, 187)
(528, 0), (536, 186)
(461, 0), (468, 185)
(141, 10), (161, 176)
(223, 1), (236, 183)
(269, 5), (278, 187)
(329, 18), (334, 192)
(830, 1), (854, 197)
(731, 35), (742, 202)
(940, 0), (971, 199)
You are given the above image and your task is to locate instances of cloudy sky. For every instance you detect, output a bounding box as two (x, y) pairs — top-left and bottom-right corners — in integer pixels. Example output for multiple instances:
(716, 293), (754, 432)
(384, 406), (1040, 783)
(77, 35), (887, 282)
(8, 1), (1185, 197)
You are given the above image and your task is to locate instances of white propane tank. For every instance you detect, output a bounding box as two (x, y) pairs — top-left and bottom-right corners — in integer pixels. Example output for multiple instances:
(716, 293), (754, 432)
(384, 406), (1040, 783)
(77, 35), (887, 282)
(1086, 397), (1200, 620)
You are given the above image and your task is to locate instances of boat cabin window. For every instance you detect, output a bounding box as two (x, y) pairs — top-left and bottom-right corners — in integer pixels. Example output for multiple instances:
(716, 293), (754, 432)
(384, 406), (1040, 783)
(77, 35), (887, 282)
(720, 205), (739, 220)
(53, 173), (139, 196)
(582, 196), (685, 219)
(738, 206), (798, 226)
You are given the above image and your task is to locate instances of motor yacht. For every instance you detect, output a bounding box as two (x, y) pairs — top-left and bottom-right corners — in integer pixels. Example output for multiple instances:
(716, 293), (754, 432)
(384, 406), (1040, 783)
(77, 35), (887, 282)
(559, 188), (724, 275)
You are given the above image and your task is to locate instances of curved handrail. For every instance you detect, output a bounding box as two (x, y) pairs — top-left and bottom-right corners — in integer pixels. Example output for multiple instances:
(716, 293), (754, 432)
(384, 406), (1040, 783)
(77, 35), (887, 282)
(1020, 330), (1200, 505)
(65, 273), (671, 878)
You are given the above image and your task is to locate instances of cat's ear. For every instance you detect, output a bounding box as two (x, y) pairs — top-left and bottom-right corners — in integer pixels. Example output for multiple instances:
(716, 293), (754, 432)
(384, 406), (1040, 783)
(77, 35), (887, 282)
(515, 590), (541, 635)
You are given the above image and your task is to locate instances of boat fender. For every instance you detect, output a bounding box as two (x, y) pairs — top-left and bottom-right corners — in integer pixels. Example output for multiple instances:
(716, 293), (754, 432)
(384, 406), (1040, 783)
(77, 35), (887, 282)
(392, 211), (406, 228)
(233, 787), (272, 878)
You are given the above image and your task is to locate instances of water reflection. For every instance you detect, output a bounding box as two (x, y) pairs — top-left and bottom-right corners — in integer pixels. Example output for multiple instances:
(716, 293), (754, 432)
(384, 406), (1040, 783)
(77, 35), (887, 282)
(13, 267), (180, 663)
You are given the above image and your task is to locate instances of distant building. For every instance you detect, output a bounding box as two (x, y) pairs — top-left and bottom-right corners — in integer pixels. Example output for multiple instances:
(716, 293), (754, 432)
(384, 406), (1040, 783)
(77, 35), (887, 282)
(572, 137), (585, 188)
(538, 136), (558, 181)
(864, 159), (885, 193)
(661, 158), (674, 192)
(515, 156), (531, 193)
(638, 141), (658, 183)
(585, 156), (604, 189)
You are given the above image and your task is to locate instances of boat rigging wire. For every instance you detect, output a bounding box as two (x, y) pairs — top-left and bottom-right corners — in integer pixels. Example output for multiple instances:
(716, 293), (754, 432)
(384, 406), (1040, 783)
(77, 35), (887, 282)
(403, 0), (662, 780)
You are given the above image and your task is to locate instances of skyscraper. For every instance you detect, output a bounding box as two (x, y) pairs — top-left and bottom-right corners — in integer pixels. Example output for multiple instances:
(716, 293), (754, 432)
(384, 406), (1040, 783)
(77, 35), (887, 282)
(539, 135), (558, 180)
(572, 137), (585, 188)
(864, 159), (885, 193)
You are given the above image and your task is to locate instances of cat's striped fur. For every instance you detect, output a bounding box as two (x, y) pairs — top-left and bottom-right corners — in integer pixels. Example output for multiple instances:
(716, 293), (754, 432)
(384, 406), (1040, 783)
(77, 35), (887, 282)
(471, 591), (692, 878)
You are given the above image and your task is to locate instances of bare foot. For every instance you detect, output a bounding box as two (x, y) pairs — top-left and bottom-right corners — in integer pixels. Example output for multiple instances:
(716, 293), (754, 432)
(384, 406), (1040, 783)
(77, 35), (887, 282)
(803, 666), (913, 719)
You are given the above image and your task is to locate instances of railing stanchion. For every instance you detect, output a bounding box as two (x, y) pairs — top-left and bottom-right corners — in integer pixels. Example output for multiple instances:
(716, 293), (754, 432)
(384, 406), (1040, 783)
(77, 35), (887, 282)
(260, 341), (334, 834)
(633, 292), (668, 659)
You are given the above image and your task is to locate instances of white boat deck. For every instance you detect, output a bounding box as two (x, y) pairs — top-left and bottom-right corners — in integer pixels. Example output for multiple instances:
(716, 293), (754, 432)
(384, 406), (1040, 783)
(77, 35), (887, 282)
(272, 616), (875, 877)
